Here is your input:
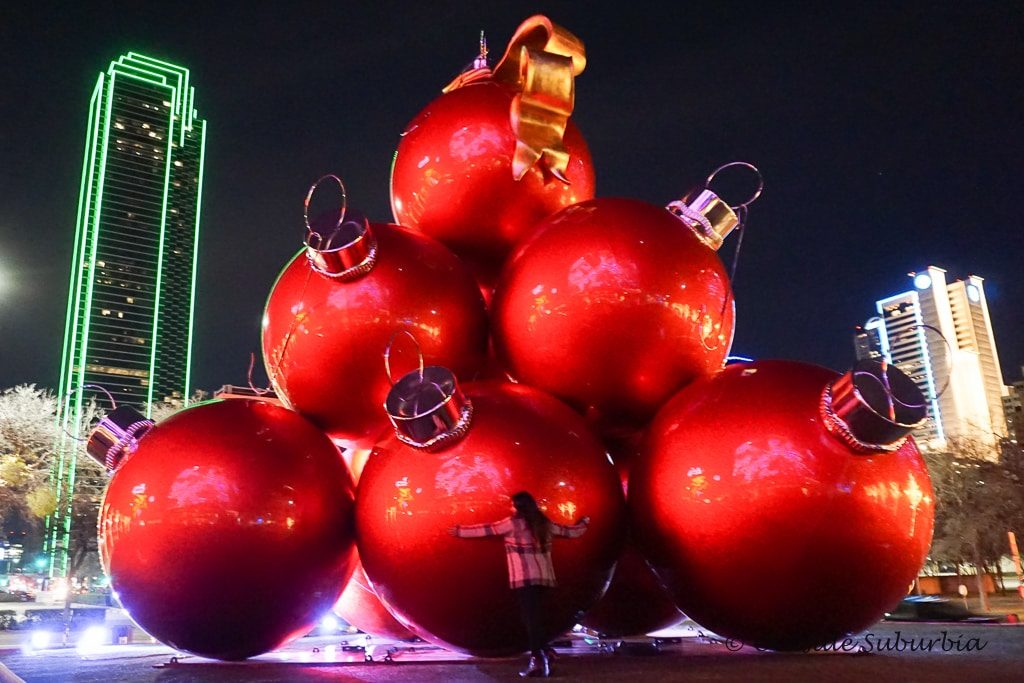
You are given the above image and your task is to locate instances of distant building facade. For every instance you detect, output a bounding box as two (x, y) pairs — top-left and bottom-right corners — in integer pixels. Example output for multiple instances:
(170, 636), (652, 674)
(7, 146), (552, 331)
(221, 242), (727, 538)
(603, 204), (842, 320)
(48, 53), (207, 576)
(856, 266), (1008, 451)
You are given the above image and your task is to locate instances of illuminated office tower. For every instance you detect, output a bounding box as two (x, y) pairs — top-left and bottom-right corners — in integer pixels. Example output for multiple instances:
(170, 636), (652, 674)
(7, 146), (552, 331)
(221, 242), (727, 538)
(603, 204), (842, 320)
(857, 266), (1008, 452)
(48, 53), (207, 576)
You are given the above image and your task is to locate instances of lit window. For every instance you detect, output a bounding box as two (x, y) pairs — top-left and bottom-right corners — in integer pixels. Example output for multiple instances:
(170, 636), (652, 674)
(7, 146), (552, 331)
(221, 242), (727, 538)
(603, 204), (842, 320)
(117, 312), (124, 318)
(126, 297), (134, 304)
(101, 309), (111, 316)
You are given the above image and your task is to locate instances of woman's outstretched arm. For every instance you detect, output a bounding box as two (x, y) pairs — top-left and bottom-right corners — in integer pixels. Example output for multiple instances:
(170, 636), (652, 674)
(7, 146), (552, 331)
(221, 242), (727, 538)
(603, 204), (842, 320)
(549, 516), (590, 538)
(450, 516), (515, 538)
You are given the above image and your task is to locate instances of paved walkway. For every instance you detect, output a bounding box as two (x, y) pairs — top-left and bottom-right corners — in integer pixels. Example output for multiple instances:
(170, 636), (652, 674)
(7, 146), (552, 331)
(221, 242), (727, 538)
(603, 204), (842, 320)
(2, 622), (1023, 682)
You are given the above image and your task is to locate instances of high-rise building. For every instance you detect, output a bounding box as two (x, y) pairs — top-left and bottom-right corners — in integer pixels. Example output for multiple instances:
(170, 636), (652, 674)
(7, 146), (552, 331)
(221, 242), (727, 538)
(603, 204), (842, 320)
(852, 319), (886, 361)
(47, 53), (207, 576)
(856, 266), (1008, 452)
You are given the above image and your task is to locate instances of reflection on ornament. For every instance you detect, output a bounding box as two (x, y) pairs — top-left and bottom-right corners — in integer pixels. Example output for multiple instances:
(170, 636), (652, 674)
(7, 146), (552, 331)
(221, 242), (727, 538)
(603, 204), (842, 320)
(262, 212), (488, 449)
(580, 435), (684, 637)
(630, 360), (934, 651)
(98, 399), (357, 660)
(357, 380), (625, 656)
(334, 554), (416, 642)
(493, 196), (738, 437)
(390, 17), (595, 289)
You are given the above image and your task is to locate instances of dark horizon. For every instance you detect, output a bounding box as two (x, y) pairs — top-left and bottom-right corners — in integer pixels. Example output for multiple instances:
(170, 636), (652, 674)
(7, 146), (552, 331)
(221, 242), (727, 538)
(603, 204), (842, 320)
(1, 2), (1022, 396)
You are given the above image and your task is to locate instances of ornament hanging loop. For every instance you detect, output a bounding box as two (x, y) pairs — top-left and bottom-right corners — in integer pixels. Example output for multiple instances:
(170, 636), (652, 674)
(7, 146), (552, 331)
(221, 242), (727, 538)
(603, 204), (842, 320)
(896, 323), (954, 399)
(303, 174), (348, 245)
(384, 329), (426, 387)
(705, 161), (764, 214)
(302, 174), (376, 280)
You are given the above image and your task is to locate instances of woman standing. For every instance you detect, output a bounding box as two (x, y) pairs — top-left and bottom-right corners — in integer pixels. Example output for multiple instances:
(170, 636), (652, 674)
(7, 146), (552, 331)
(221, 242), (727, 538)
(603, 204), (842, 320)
(451, 491), (590, 678)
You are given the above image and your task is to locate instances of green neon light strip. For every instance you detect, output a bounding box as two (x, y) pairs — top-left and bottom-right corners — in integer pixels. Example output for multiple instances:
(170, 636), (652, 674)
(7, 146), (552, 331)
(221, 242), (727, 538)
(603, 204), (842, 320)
(56, 71), (117, 576)
(126, 53), (194, 142)
(56, 76), (102, 425)
(183, 120), (207, 404)
(49, 74), (107, 574)
(146, 82), (178, 413)
(109, 64), (167, 88)
(61, 68), (173, 571)
(52, 51), (204, 574)
(124, 53), (189, 134)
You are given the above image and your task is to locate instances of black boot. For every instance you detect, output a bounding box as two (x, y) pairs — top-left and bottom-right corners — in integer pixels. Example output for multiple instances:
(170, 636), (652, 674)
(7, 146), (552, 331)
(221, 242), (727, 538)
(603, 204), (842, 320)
(520, 649), (551, 678)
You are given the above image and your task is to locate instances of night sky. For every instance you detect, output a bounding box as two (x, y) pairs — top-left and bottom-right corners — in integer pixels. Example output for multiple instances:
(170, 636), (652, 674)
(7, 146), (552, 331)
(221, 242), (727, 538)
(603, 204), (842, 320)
(1, 2), (1021, 394)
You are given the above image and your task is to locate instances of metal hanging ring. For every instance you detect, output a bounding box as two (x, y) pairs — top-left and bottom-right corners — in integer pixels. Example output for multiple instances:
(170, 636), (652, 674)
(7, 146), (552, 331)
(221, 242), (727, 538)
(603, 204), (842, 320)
(81, 383), (118, 409)
(303, 174), (348, 244)
(705, 161), (764, 211)
(384, 330), (426, 386)
(913, 323), (954, 399)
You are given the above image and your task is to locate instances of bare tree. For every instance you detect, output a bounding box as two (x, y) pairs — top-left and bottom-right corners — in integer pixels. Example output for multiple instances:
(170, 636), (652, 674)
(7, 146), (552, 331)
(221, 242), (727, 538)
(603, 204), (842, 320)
(925, 435), (1023, 611)
(2, 385), (210, 643)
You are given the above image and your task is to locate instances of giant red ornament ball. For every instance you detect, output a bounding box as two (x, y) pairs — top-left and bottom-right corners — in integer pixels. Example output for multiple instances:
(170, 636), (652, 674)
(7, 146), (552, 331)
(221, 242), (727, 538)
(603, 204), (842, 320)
(333, 557), (416, 641)
(390, 78), (595, 289)
(98, 399), (357, 660)
(262, 213), (488, 449)
(580, 436), (684, 637)
(492, 197), (736, 437)
(630, 360), (935, 651)
(356, 380), (625, 656)
(333, 448), (416, 641)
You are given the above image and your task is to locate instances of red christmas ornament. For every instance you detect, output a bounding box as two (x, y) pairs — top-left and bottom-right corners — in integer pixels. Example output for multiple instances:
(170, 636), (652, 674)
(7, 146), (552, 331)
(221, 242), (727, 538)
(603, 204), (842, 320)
(390, 17), (595, 289)
(492, 188), (744, 437)
(262, 181), (488, 449)
(333, 556), (417, 641)
(334, 447), (416, 641)
(356, 373), (625, 656)
(94, 399), (357, 661)
(630, 359), (935, 651)
(580, 436), (684, 637)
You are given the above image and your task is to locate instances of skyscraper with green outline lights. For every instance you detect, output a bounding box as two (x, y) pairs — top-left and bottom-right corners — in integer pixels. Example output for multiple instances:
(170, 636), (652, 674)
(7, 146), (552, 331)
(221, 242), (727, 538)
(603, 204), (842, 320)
(48, 53), (207, 576)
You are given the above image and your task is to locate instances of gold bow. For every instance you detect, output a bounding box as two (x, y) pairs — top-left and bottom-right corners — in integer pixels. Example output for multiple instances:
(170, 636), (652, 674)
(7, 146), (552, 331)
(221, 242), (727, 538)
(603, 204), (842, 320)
(443, 16), (586, 183)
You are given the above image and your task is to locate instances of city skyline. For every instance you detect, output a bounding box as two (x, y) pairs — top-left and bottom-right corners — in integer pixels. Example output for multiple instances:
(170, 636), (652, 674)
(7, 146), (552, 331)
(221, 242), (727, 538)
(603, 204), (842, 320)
(856, 266), (1008, 451)
(0, 3), (1020, 398)
(46, 52), (206, 576)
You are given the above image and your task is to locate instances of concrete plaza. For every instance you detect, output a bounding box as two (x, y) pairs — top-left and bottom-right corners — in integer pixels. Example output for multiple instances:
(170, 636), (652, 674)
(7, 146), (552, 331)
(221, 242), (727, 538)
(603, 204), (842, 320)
(2, 621), (1023, 682)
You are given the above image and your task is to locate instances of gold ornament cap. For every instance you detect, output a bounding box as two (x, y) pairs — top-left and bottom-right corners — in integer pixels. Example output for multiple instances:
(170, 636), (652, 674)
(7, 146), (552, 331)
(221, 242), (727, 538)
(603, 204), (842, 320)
(670, 188), (740, 251)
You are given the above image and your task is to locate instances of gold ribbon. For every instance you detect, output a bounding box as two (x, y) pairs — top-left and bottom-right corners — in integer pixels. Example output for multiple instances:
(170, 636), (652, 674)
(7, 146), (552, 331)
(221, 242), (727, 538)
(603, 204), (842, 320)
(443, 15), (586, 182)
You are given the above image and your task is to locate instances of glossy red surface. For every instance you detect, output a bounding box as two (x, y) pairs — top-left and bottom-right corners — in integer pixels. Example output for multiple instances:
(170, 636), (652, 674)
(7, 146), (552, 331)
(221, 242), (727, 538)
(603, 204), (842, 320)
(262, 223), (489, 449)
(334, 449), (415, 640)
(334, 554), (416, 641)
(356, 382), (625, 656)
(99, 399), (357, 661)
(390, 80), (595, 287)
(580, 543), (685, 637)
(580, 438), (684, 637)
(629, 360), (935, 651)
(492, 198), (735, 437)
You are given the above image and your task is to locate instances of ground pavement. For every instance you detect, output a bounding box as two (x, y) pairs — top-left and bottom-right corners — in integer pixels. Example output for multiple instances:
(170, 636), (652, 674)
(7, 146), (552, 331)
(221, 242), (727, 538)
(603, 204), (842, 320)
(2, 620), (1023, 683)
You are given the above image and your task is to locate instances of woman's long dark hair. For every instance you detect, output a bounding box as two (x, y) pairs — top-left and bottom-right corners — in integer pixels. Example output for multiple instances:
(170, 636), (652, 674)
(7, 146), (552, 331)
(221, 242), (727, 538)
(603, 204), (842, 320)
(511, 491), (551, 545)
